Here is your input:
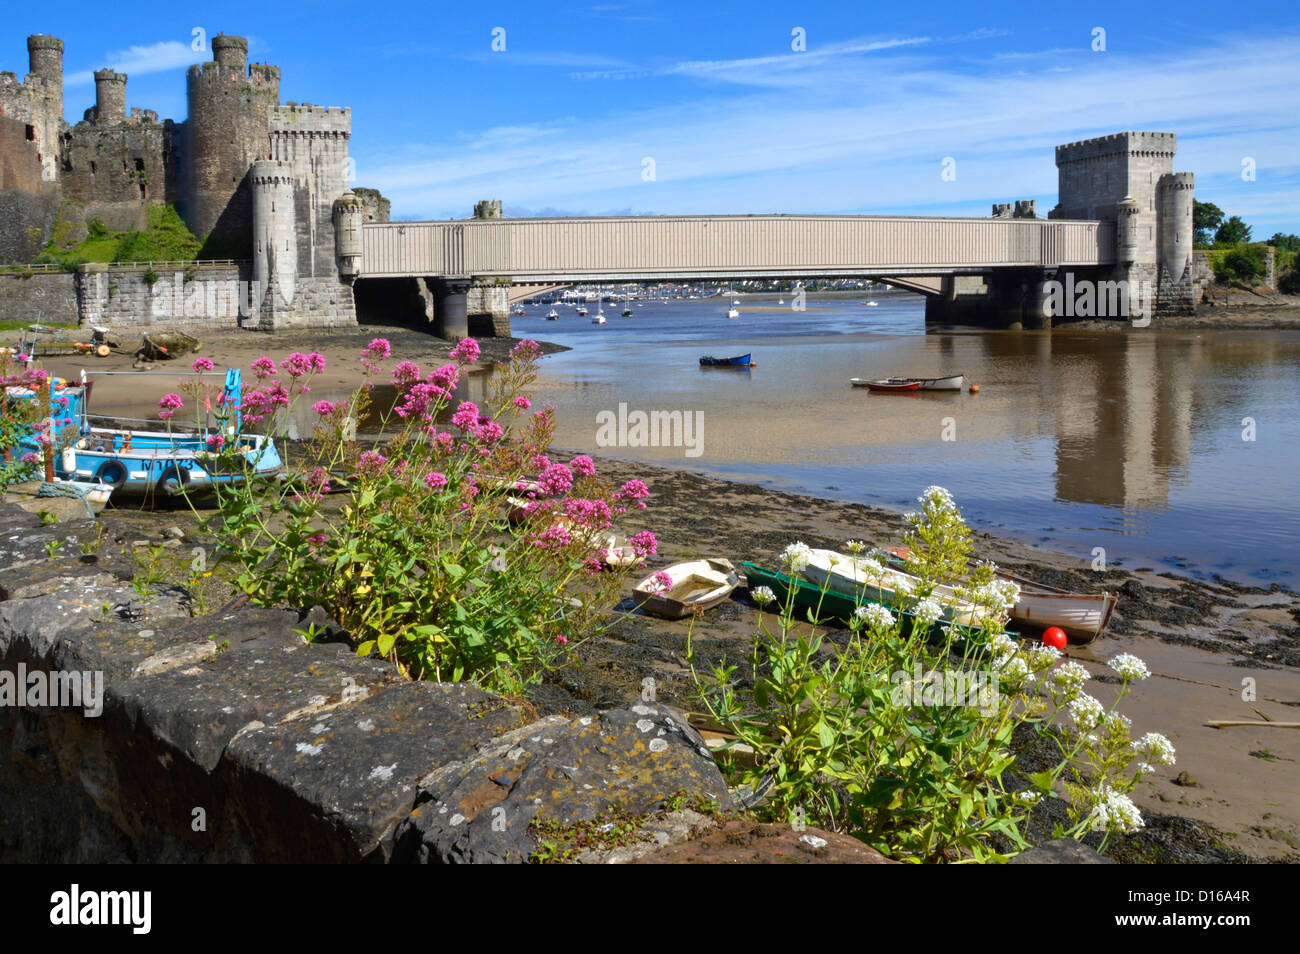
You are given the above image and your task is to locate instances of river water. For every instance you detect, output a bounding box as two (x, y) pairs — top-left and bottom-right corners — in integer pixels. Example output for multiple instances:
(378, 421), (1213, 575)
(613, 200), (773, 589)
(513, 293), (1300, 587)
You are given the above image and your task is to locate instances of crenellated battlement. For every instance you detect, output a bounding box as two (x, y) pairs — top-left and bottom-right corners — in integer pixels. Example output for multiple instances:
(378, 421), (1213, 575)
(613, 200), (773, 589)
(1056, 131), (1177, 164)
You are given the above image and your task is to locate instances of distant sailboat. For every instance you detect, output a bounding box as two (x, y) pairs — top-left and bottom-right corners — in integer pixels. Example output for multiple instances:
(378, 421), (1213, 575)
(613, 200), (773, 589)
(592, 301), (607, 324)
(546, 305), (559, 319)
(726, 282), (740, 319)
(621, 293), (633, 317)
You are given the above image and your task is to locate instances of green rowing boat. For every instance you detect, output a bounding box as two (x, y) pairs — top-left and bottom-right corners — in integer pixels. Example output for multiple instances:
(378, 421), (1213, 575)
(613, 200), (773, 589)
(740, 562), (1017, 646)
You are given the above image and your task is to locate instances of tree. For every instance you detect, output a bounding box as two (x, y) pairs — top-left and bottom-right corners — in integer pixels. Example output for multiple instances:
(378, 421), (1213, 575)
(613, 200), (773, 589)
(1214, 215), (1252, 246)
(1193, 200), (1224, 246)
(1267, 232), (1300, 252)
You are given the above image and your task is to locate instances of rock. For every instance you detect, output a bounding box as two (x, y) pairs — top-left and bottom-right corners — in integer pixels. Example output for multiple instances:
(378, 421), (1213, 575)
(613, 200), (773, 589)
(1008, 837), (1114, 863)
(163, 527), (185, 540)
(634, 821), (897, 864)
(1173, 770), (1198, 787)
(393, 702), (732, 863)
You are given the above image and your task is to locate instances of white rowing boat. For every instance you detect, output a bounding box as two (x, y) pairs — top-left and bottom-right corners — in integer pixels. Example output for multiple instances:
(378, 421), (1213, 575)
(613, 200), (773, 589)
(633, 558), (740, 619)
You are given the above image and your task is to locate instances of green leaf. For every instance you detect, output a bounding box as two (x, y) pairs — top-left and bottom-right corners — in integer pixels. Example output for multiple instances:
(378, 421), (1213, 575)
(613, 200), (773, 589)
(376, 631), (397, 656)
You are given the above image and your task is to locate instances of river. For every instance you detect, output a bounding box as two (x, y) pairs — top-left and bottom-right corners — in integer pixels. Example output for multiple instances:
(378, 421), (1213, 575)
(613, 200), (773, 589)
(514, 293), (1300, 587)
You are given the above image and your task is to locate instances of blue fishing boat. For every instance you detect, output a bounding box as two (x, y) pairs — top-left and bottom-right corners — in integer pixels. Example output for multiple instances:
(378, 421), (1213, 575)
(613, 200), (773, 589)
(11, 368), (282, 498)
(699, 353), (754, 367)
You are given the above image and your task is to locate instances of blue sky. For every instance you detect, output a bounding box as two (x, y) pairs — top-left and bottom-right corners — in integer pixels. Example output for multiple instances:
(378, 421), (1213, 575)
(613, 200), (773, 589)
(6, 1), (1299, 233)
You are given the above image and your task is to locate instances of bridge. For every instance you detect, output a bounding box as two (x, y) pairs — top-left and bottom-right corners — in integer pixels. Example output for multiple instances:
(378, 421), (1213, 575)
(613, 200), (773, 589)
(343, 132), (1202, 337)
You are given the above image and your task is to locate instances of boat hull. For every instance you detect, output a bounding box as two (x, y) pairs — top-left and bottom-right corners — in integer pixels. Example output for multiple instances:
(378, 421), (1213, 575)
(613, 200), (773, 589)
(699, 353), (753, 367)
(801, 549), (995, 629)
(633, 558), (740, 619)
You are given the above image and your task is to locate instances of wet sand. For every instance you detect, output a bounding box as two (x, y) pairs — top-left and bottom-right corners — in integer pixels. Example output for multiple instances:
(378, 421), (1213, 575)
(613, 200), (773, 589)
(45, 323), (1300, 861)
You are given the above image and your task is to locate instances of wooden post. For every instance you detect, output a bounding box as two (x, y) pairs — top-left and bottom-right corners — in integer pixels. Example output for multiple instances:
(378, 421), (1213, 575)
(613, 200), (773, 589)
(39, 375), (54, 483)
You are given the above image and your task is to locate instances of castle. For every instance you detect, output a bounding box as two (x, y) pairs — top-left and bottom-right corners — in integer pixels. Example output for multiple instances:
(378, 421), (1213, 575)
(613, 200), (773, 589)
(0, 33), (376, 329)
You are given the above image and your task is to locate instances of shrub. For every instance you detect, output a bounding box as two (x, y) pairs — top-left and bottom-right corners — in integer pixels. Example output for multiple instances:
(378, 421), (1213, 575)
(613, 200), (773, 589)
(689, 487), (1173, 862)
(1209, 244), (1267, 287)
(189, 338), (655, 694)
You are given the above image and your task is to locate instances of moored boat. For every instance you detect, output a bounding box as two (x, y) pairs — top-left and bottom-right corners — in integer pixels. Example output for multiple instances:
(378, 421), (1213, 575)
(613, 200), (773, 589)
(633, 558), (740, 619)
(699, 353), (753, 367)
(882, 546), (1116, 643)
(801, 548), (999, 629)
(850, 377), (920, 392)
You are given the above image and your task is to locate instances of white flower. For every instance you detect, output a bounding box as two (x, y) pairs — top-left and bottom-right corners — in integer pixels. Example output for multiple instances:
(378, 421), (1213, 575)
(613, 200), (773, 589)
(920, 485), (956, 511)
(1053, 661), (1092, 692)
(858, 557), (885, 580)
(995, 653), (1029, 683)
(1012, 790), (1042, 807)
(868, 547), (894, 563)
(780, 542), (813, 573)
(988, 633), (1017, 657)
(1108, 653), (1151, 681)
(1132, 731), (1176, 766)
(1087, 785), (1144, 835)
(1027, 644), (1062, 671)
(912, 597), (943, 627)
(855, 603), (896, 630)
(1066, 694), (1105, 732)
(844, 540), (867, 554)
(1105, 711), (1132, 732)
(750, 585), (777, 606)
(891, 577), (914, 597)
(1136, 762), (1155, 775)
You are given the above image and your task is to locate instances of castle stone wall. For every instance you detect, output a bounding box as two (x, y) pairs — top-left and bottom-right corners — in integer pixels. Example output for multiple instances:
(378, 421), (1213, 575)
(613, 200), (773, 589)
(61, 120), (178, 231)
(0, 270), (76, 324)
(269, 105), (351, 279)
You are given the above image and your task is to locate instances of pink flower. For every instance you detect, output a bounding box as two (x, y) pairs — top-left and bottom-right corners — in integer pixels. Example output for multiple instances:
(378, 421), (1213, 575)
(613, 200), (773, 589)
(555, 634), (568, 646)
(305, 533), (327, 550)
(157, 393), (183, 420)
(432, 432), (455, 454)
(513, 396), (531, 410)
(193, 357), (215, 372)
(424, 471), (447, 490)
(429, 363), (460, 390)
(511, 339), (540, 360)
(281, 352), (312, 378)
(564, 498), (612, 528)
(313, 400), (336, 416)
(308, 352), (327, 373)
(570, 455), (596, 477)
(537, 463), (574, 497)
(646, 571), (674, 593)
(395, 382), (450, 420)
(363, 338), (391, 360)
(206, 434), (225, 450)
(357, 450), (387, 476)
(392, 360), (422, 386)
(15, 353), (29, 363)
(449, 338), (480, 364)
(305, 468), (331, 497)
(20, 451), (38, 464)
(451, 401), (480, 432)
(532, 524), (573, 549)
(250, 356), (276, 378)
(630, 531), (658, 558)
(530, 454), (551, 472)
(615, 479), (650, 501)
(475, 419), (504, 444)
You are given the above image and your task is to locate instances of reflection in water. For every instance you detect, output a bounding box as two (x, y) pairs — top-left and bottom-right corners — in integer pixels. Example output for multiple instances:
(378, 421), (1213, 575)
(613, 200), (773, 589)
(515, 296), (1300, 584)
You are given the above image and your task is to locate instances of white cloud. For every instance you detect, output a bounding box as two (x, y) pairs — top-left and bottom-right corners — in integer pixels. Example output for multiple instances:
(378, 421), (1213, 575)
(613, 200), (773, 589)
(355, 32), (1300, 229)
(66, 40), (202, 86)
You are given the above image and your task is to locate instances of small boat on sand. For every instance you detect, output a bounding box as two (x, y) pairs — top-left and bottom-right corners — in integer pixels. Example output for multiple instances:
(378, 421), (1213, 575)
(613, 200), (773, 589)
(699, 353), (754, 367)
(883, 546), (1117, 643)
(139, 331), (201, 361)
(801, 548), (999, 629)
(633, 558), (740, 619)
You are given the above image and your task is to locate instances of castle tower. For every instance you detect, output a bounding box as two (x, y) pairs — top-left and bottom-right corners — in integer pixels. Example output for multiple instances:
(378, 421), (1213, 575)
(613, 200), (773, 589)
(333, 191), (363, 280)
(212, 34), (248, 69)
(1116, 196), (1140, 265)
(93, 69), (126, 123)
(184, 35), (280, 248)
(250, 159), (297, 321)
(26, 35), (62, 119)
(1158, 171), (1194, 282)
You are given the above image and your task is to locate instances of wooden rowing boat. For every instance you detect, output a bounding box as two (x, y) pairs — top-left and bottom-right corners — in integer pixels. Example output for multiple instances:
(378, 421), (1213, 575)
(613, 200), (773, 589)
(699, 353), (754, 367)
(633, 558), (740, 619)
(741, 561), (1012, 644)
(882, 546), (1116, 643)
(850, 378), (920, 392)
(801, 548), (999, 629)
(850, 374), (964, 392)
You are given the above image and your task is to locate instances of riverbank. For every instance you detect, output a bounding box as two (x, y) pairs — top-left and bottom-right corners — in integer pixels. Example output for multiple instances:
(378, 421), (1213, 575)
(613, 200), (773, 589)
(39, 322), (1300, 861)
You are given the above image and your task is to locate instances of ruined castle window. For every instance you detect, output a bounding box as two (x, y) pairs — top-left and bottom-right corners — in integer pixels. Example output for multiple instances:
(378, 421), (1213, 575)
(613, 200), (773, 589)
(25, 125), (35, 141)
(135, 158), (145, 172)
(90, 161), (96, 174)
